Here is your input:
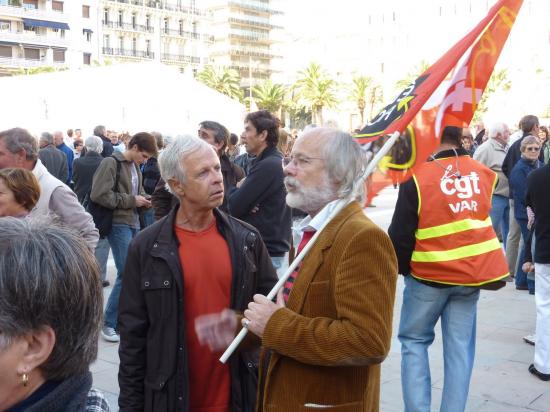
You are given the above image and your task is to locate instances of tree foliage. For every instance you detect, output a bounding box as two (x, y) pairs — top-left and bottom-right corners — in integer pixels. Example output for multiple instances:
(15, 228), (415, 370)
(251, 80), (286, 113)
(472, 69), (511, 123)
(196, 65), (243, 102)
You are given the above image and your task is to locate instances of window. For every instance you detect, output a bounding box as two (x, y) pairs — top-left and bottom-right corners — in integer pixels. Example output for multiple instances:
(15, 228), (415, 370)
(83, 53), (91, 65)
(0, 45), (12, 58)
(119, 36), (124, 50)
(0, 20), (10, 32)
(132, 13), (137, 29)
(52, 1), (63, 12)
(82, 5), (90, 18)
(146, 15), (151, 30)
(103, 34), (110, 48)
(85, 31), (92, 42)
(118, 10), (123, 26)
(146, 39), (151, 55)
(103, 9), (109, 23)
(24, 48), (40, 60)
(132, 37), (137, 52)
(164, 17), (169, 34)
(179, 19), (183, 35)
(23, 0), (38, 10)
(53, 49), (65, 62)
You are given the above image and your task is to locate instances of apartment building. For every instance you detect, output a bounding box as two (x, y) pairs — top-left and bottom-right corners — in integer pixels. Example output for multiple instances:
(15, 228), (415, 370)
(206, 0), (283, 87)
(0, 0), (99, 75)
(99, 0), (211, 73)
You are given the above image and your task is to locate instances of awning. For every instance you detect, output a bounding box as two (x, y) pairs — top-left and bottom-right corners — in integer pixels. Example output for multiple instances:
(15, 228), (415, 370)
(22, 19), (70, 30)
(83, 28), (93, 34)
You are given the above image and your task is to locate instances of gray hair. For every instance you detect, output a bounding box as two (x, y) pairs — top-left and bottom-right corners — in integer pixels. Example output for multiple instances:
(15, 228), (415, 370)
(40, 131), (54, 145)
(0, 128), (38, 161)
(0, 217), (103, 380)
(316, 128), (366, 198)
(93, 125), (106, 137)
(85, 135), (103, 154)
(520, 135), (540, 152)
(158, 135), (213, 192)
(488, 122), (508, 140)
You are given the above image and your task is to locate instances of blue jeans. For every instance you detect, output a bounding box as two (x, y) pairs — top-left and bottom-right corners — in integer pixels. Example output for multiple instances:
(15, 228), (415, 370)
(141, 208), (155, 227)
(94, 237), (111, 281)
(104, 224), (138, 329)
(515, 218), (535, 293)
(399, 275), (480, 412)
(490, 194), (509, 249)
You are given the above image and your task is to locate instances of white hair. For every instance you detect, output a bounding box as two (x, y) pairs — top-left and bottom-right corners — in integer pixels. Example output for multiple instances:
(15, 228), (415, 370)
(84, 136), (103, 154)
(316, 128), (366, 198)
(158, 135), (213, 193)
(488, 122), (508, 140)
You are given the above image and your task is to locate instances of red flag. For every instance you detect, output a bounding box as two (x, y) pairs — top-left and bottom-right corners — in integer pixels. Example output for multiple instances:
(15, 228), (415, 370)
(356, 0), (523, 205)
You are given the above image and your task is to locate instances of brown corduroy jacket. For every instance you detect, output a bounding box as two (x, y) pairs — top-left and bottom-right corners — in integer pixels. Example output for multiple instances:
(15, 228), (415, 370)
(258, 201), (398, 412)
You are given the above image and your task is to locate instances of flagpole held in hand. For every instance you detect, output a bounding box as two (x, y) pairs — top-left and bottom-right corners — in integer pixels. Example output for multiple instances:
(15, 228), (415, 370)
(219, 130), (401, 363)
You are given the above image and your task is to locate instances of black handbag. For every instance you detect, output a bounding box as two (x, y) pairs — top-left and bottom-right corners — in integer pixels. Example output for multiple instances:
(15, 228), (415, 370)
(87, 158), (121, 238)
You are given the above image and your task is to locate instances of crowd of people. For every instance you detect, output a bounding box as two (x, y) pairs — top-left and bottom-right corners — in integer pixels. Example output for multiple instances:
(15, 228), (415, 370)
(0, 110), (548, 412)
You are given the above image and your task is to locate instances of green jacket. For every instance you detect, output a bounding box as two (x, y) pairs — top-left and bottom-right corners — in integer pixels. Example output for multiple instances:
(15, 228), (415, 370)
(90, 151), (145, 227)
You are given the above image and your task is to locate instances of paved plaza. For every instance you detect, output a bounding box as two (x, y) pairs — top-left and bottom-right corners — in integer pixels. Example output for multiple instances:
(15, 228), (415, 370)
(92, 188), (550, 411)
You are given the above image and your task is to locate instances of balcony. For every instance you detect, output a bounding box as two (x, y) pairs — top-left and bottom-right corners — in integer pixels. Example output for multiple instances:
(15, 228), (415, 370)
(161, 28), (199, 40)
(102, 20), (154, 33)
(228, 17), (282, 30)
(228, 1), (283, 15)
(0, 55), (66, 68)
(0, 30), (69, 48)
(160, 53), (200, 64)
(106, 0), (205, 16)
(229, 63), (273, 74)
(0, 4), (69, 23)
(228, 31), (272, 43)
(229, 46), (279, 59)
(102, 47), (155, 59)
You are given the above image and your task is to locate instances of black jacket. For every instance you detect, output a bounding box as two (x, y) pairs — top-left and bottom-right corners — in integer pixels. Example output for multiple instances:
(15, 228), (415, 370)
(525, 164), (550, 264)
(228, 146), (291, 256)
(38, 145), (68, 183)
(72, 151), (103, 205)
(502, 135), (527, 198)
(98, 134), (114, 158)
(118, 206), (277, 412)
(142, 157), (161, 195)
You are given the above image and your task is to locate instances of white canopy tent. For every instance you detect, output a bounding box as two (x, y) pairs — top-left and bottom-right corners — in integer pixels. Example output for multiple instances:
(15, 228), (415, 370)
(0, 62), (246, 138)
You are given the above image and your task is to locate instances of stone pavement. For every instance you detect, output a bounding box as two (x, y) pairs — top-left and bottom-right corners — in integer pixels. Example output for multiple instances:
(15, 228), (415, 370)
(92, 187), (550, 411)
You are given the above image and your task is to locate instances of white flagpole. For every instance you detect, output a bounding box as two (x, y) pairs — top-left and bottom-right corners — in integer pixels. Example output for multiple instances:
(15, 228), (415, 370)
(219, 130), (401, 363)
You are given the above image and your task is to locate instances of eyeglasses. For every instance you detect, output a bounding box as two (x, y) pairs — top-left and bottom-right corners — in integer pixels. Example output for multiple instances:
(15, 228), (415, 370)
(525, 147), (541, 152)
(282, 154), (324, 168)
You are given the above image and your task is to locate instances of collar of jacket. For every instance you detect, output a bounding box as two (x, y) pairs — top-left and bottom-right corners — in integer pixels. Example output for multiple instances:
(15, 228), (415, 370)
(255, 145), (281, 162)
(111, 150), (131, 163)
(488, 138), (507, 151)
(32, 158), (49, 180)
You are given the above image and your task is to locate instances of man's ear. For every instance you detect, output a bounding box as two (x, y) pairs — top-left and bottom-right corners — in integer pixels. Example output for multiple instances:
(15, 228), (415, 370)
(259, 130), (268, 143)
(168, 179), (185, 198)
(18, 326), (55, 376)
(14, 149), (27, 167)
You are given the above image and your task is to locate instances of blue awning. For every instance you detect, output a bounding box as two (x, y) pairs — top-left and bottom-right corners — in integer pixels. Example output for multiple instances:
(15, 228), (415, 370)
(22, 19), (70, 30)
(83, 28), (93, 34)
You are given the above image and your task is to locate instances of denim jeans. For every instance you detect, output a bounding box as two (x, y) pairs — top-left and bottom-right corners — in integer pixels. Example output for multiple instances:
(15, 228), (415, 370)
(515, 218), (535, 292)
(94, 237), (111, 281)
(141, 208), (155, 228)
(399, 275), (480, 412)
(104, 224), (138, 329)
(490, 194), (509, 249)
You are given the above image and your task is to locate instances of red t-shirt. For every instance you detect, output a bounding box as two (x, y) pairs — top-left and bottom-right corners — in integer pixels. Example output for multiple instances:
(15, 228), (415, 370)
(175, 220), (232, 412)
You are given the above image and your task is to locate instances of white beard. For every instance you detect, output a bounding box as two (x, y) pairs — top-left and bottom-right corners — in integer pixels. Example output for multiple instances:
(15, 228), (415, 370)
(285, 176), (336, 214)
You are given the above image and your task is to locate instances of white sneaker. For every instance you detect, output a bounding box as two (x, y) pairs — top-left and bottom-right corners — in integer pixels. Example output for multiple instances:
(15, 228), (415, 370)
(101, 326), (120, 343)
(523, 334), (535, 346)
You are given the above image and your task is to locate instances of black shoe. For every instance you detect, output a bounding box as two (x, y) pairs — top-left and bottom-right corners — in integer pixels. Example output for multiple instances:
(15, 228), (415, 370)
(529, 364), (550, 381)
(516, 285), (529, 291)
(102, 280), (110, 288)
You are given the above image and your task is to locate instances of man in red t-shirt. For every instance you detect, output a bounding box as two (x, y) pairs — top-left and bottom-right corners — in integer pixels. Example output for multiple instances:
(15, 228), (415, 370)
(118, 135), (277, 412)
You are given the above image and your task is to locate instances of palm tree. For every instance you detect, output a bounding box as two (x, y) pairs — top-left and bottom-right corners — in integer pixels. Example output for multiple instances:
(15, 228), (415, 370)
(367, 83), (384, 121)
(251, 80), (286, 114)
(348, 75), (372, 125)
(196, 66), (243, 102)
(294, 62), (338, 125)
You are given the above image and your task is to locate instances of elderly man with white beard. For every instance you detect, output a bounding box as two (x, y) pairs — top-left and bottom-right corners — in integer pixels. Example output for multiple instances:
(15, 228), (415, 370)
(241, 127), (398, 411)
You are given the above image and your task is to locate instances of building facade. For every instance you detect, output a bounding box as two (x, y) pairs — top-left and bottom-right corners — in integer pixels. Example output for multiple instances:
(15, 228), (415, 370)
(98, 0), (212, 74)
(206, 0), (282, 88)
(0, 0), (99, 75)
